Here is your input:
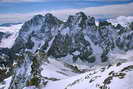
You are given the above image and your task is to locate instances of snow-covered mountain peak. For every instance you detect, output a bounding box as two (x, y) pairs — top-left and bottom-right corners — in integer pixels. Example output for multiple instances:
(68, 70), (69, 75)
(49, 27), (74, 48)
(66, 12), (95, 28)
(42, 13), (63, 29)
(12, 13), (64, 53)
(32, 14), (44, 21)
(45, 13), (53, 18)
(75, 12), (87, 20)
(26, 14), (44, 26)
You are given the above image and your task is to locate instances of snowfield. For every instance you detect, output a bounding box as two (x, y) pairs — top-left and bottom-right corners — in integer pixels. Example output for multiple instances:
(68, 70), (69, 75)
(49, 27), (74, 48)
(0, 24), (22, 48)
(0, 76), (12, 89)
(41, 58), (79, 80)
(109, 50), (133, 62)
(44, 61), (133, 89)
(0, 52), (133, 89)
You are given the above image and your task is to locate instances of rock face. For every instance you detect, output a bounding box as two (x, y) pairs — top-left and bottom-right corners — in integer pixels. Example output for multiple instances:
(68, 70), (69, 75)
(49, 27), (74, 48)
(0, 48), (15, 86)
(8, 50), (48, 89)
(12, 14), (63, 53)
(9, 52), (33, 89)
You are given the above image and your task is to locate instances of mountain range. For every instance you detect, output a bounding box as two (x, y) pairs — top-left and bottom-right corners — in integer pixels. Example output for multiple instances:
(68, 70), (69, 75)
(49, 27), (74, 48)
(0, 12), (133, 89)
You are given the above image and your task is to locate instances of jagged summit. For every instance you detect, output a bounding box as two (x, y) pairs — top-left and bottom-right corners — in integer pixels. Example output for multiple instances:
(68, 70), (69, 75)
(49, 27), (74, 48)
(43, 13), (63, 27)
(66, 15), (75, 26)
(75, 12), (87, 18)
(12, 13), (63, 53)
(11, 12), (133, 63)
(20, 13), (62, 31)
(27, 14), (44, 26)
(66, 12), (95, 28)
(32, 14), (44, 20)
(45, 13), (53, 16)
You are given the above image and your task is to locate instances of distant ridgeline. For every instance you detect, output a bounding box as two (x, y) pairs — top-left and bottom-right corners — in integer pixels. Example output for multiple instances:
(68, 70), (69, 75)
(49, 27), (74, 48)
(0, 22), (21, 27)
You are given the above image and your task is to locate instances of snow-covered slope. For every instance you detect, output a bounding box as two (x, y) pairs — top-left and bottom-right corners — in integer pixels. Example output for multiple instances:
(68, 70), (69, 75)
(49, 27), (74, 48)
(109, 50), (133, 63)
(0, 76), (12, 89)
(41, 58), (80, 80)
(44, 61), (133, 89)
(0, 24), (22, 48)
(1, 58), (133, 89)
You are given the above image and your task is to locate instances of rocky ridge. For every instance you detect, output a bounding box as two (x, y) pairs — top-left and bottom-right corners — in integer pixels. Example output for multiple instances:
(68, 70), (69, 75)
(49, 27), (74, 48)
(0, 12), (133, 89)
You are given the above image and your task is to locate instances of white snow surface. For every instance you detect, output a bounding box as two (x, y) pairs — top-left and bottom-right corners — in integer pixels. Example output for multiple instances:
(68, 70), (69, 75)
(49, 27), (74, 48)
(44, 61), (133, 89)
(109, 50), (133, 63)
(95, 21), (99, 26)
(45, 36), (55, 53)
(72, 51), (80, 56)
(0, 24), (22, 48)
(39, 51), (133, 89)
(61, 27), (70, 35)
(0, 76), (12, 89)
(40, 50), (133, 89)
(41, 58), (79, 80)
(23, 86), (37, 89)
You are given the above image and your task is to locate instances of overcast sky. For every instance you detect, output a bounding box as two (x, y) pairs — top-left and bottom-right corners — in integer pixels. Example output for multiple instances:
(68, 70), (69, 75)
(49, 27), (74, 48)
(0, 0), (133, 24)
